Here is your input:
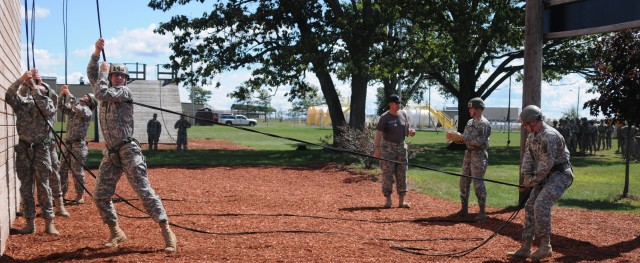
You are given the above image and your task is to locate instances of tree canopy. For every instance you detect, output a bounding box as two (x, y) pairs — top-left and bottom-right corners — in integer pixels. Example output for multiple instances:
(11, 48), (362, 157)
(587, 29), (640, 124)
(149, 0), (596, 142)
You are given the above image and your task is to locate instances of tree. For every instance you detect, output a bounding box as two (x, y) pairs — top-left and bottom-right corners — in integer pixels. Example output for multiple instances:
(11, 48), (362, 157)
(561, 106), (579, 120)
(586, 29), (640, 198)
(187, 86), (212, 105)
(399, 1), (596, 139)
(149, 0), (391, 144)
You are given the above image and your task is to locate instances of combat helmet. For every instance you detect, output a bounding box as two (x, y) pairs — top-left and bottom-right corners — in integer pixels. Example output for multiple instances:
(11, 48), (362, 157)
(86, 93), (98, 110)
(109, 63), (130, 80)
(520, 105), (543, 123)
(468, 97), (485, 109)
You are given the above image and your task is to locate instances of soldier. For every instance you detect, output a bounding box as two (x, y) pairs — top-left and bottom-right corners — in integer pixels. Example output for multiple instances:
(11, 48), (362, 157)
(557, 119), (572, 147)
(446, 97), (491, 221)
(605, 119), (614, 150)
(568, 119), (578, 154)
(507, 105), (573, 260)
(40, 79), (70, 218)
(58, 85), (96, 205)
(373, 94), (416, 209)
(174, 115), (192, 153)
(597, 120), (607, 151)
(6, 69), (59, 235)
(87, 38), (176, 253)
(147, 113), (162, 152)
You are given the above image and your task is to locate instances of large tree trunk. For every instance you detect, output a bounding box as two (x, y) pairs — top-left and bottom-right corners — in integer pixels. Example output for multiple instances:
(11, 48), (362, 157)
(349, 74), (368, 131)
(448, 64), (476, 150)
(315, 70), (345, 145)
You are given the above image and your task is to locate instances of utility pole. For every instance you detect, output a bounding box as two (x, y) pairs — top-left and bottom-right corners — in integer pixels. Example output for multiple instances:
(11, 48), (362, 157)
(520, 0), (544, 204)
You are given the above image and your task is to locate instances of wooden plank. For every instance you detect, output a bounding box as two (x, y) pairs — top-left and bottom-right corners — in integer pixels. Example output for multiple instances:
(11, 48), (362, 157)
(545, 21), (640, 39)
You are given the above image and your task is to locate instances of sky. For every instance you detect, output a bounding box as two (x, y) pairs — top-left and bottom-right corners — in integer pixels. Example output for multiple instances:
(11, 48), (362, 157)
(20, 0), (598, 120)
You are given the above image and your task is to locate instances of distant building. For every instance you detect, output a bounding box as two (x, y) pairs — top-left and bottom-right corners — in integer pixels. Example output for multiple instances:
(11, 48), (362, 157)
(443, 106), (520, 123)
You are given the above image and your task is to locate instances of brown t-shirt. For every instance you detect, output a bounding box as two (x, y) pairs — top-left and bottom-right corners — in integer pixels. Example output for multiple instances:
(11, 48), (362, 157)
(376, 110), (408, 143)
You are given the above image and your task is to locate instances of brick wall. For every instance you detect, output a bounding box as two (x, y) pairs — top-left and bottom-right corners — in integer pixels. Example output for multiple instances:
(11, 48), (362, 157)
(0, 0), (21, 256)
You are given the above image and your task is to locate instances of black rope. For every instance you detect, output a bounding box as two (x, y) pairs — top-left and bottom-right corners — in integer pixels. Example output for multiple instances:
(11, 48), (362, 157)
(95, 0), (106, 61)
(131, 101), (524, 189)
(23, 0), (30, 70)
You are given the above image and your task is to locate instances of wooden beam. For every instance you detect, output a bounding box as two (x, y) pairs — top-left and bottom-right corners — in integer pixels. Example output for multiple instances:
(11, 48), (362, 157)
(545, 21), (640, 39)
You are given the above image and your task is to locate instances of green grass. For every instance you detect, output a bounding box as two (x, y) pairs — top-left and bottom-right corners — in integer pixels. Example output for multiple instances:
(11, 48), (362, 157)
(84, 120), (640, 213)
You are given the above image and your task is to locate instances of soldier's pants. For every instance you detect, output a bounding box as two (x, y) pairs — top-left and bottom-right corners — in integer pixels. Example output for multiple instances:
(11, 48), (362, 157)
(148, 136), (159, 151)
(522, 171), (573, 241)
(176, 135), (187, 151)
(460, 150), (487, 204)
(48, 147), (62, 198)
(380, 141), (407, 197)
(15, 142), (54, 219)
(59, 141), (88, 197)
(94, 142), (168, 224)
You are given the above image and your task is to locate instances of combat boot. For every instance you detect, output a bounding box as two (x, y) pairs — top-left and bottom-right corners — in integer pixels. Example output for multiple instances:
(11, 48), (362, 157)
(398, 195), (410, 208)
(384, 196), (392, 208)
(16, 217), (35, 234)
(160, 221), (177, 253)
(75, 193), (85, 204)
(45, 218), (59, 236)
(54, 197), (70, 217)
(506, 239), (532, 258)
(530, 236), (552, 259)
(456, 199), (468, 217)
(474, 202), (486, 221)
(105, 221), (127, 248)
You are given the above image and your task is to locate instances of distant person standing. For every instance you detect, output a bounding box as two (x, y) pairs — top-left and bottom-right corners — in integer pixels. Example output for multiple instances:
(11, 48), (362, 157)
(373, 94), (416, 208)
(507, 105), (573, 260)
(446, 97), (491, 221)
(147, 113), (162, 152)
(58, 85), (96, 205)
(174, 115), (192, 153)
(87, 38), (176, 252)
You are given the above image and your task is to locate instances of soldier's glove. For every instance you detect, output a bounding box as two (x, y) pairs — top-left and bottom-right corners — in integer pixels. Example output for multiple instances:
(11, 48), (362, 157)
(522, 175), (538, 188)
(446, 131), (464, 144)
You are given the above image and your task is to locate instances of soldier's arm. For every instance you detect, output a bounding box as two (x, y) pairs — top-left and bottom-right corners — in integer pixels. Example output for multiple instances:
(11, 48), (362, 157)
(529, 135), (559, 186)
(73, 103), (92, 121)
(33, 91), (55, 116)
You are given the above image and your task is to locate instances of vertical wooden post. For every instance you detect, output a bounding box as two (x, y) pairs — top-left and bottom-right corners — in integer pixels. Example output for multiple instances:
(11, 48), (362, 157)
(520, 0), (544, 204)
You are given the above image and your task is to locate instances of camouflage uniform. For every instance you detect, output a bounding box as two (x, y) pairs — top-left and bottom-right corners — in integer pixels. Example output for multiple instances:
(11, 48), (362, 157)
(45, 91), (64, 200)
(605, 123), (613, 150)
(460, 116), (491, 209)
(597, 121), (606, 151)
(87, 54), (169, 224)
(147, 116), (162, 151)
(6, 79), (56, 220)
(58, 94), (92, 197)
(174, 117), (191, 151)
(376, 111), (410, 197)
(521, 122), (573, 243)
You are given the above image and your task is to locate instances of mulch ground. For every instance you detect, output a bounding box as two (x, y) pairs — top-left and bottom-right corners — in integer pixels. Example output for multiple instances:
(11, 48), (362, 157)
(1, 139), (638, 262)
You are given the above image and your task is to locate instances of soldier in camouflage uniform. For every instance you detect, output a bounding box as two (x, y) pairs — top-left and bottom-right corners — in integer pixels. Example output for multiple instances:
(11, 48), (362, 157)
(147, 113), (162, 152)
(447, 97), (491, 221)
(174, 115), (192, 153)
(87, 38), (176, 253)
(373, 94), (416, 209)
(6, 69), (60, 235)
(557, 119), (572, 146)
(58, 85), (96, 205)
(507, 105), (573, 260)
(597, 120), (607, 151)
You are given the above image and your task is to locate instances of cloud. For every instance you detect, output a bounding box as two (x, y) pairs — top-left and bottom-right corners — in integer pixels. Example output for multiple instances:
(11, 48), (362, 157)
(20, 4), (50, 19)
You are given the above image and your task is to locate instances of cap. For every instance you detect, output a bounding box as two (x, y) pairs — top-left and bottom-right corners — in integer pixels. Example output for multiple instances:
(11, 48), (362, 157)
(389, 94), (402, 104)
